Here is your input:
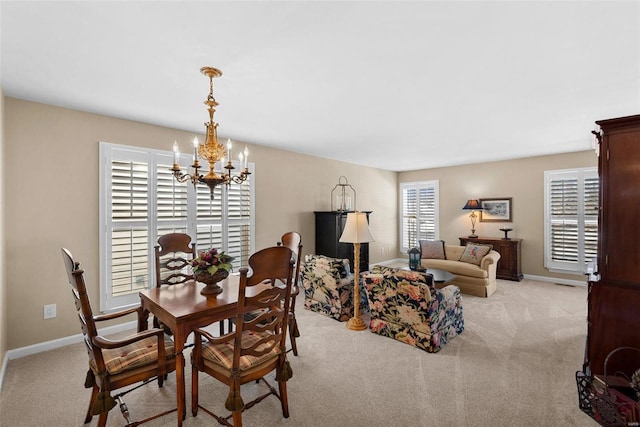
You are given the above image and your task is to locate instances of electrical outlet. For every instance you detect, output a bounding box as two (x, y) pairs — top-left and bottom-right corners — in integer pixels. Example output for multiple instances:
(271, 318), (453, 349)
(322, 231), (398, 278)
(44, 304), (56, 319)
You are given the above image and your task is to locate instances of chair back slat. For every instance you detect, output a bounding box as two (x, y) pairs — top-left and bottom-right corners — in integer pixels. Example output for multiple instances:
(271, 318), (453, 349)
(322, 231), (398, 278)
(61, 248), (105, 372)
(278, 232), (303, 284)
(154, 233), (196, 287)
(233, 246), (294, 365)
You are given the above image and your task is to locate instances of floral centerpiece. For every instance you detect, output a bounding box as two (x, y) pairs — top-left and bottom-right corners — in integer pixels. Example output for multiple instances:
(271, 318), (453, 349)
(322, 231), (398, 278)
(191, 248), (234, 296)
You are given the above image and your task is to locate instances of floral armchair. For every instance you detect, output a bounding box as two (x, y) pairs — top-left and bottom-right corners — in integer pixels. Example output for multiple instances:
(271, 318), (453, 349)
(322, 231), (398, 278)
(300, 254), (369, 322)
(363, 265), (464, 353)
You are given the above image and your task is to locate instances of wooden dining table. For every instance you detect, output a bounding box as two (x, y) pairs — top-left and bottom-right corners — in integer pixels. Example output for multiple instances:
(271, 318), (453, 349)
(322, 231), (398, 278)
(139, 274), (267, 426)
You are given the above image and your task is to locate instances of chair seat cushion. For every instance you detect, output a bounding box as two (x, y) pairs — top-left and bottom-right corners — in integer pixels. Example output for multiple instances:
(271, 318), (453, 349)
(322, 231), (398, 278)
(93, 334), (175, 375)
(201, 330), (281, 371)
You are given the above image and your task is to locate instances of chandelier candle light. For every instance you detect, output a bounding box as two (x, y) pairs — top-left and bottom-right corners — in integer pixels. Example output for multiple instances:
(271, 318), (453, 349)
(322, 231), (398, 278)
(171, 67), (251, 199)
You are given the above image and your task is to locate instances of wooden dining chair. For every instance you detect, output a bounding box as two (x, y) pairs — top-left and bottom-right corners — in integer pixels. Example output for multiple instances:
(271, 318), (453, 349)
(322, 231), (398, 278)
(190, 246), (295, 427)
(154, 232), (198, 332)
(155, 232), (230, 335)
(61, 248), (177, 427)
(154, 232), (197, 288)
(277, 231), (303, 356)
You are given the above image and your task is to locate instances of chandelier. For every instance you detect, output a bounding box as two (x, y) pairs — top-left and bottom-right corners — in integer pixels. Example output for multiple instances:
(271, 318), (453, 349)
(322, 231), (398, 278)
(171, 66), (250, 199)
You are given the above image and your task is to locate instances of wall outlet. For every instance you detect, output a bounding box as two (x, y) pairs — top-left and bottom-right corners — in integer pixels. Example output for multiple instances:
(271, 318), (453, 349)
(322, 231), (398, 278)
(44, 304), (56, 319)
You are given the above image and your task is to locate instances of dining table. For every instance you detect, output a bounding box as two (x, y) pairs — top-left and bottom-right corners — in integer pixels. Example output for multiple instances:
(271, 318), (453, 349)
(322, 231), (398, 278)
(139, 274), (268, 426)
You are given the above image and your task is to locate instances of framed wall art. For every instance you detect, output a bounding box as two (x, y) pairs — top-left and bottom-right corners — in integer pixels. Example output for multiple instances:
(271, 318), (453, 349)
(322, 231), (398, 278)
(479, 197), (512, 222)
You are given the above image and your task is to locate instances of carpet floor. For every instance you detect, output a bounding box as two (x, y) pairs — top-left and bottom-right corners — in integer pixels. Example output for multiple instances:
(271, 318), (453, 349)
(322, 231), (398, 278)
(0, 278), (597, 426)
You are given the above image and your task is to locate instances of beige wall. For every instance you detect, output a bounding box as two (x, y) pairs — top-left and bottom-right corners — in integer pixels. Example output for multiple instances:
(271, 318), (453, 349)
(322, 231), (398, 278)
(0, 88), (6, 366)
(398, 150), (597, 281)
(2, 96), (598, 351)
(3, 97), (397, 350)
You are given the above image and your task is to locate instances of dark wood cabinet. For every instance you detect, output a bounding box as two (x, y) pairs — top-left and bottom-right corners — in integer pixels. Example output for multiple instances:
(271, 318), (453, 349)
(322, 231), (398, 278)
(459, 236), (523, 281)
(314, 211), (371, 273)
(585, 114), (640, 377)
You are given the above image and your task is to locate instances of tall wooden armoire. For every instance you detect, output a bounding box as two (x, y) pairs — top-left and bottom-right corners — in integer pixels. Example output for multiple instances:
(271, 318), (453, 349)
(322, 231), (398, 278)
(585, 114), (640, 377)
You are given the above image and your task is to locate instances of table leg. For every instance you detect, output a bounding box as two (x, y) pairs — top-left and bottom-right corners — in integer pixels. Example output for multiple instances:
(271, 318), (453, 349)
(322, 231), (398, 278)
(176, 351), (186, 425)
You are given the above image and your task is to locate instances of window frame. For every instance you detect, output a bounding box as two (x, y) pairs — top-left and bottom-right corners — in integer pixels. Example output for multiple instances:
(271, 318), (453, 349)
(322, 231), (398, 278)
(399, 180), (440, 254)
(544, 166), (598, 274)
(99, 141), (255, 312)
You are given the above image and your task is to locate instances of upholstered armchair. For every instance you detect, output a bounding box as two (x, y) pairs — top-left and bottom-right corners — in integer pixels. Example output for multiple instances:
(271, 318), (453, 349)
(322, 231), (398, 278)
(300, 254), (369, 322)
(363, 265), (464, 353)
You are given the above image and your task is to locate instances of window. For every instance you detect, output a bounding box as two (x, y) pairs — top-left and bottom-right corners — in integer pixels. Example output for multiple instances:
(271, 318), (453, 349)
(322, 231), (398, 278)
(399, 181), (439, 253)
(544, 167), (598, 274)
(99, 142), (255, 311)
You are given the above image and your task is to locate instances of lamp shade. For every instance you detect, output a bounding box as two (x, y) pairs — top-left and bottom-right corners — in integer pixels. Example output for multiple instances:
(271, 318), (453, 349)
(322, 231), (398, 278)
(462, 199), (482, 210)
(339, 212), (375, 244)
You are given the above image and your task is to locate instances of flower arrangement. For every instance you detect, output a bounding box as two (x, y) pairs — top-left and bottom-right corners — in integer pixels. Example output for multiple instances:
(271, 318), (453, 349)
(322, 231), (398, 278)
(191, 247), (234, 276)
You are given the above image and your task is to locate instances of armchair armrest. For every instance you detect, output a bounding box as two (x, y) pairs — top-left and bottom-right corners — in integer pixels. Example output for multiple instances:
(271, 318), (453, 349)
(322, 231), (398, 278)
(480, 250), (501, 270)
(93, 305), (141, 322)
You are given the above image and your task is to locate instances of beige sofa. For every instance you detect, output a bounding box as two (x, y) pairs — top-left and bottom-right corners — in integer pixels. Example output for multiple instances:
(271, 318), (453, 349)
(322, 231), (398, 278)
(420, 244), (501, 298)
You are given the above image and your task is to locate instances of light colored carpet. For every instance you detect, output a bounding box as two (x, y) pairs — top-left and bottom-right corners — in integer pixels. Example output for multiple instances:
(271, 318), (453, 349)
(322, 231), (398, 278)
(0, 279), (597, 426)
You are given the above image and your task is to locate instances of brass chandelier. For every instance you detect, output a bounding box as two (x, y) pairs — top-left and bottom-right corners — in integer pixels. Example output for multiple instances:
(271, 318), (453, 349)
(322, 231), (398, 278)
(171, 66), (250, 199)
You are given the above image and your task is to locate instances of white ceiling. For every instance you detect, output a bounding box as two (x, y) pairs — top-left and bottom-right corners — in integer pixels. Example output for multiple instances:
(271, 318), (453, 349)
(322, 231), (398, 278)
(1, 1), (638, 172)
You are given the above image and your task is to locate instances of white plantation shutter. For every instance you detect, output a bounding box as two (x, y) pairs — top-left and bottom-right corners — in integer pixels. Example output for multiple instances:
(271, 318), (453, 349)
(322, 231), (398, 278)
(544, 168), (599, 273)
(400, 181), (439, 252)
(101, 146), (152, 310)
(100, 142), (255, 311)
(195, 166), (253, 271)
(156, 155), (189, 238)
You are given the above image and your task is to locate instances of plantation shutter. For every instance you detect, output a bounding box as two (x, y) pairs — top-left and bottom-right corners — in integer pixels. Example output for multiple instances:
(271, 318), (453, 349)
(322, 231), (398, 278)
(101, 142), (255, 312)
(545, 168), (599, 273)
(156, 156), (189, 238)
(226, 176), (252, 269)
(400, 181), (439, 252)
(102, 146), (152, 310)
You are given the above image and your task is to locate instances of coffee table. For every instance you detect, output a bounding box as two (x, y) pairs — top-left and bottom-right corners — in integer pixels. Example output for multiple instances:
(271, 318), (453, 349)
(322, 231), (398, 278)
(401, 266), (455, 285)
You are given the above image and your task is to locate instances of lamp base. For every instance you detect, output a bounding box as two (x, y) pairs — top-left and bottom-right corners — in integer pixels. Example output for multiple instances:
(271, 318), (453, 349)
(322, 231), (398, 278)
(468, 234), (478, 238)
(346, 316), (367, 331)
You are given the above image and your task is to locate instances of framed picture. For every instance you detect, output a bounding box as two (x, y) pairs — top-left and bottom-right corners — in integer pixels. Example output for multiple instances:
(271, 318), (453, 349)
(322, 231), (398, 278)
(479, 198), (512, 222)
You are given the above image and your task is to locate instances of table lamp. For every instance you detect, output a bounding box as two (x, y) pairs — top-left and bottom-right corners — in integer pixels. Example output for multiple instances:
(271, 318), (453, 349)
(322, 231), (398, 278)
(462, 199), (482, 238)
(339, 211), (375, 331)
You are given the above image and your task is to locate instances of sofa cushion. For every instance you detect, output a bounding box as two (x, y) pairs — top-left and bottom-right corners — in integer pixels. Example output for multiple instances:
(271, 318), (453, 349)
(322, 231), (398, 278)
(419, 240), (446, 260)
(459, 243), (492, 266)
(423, 259), (489, 279)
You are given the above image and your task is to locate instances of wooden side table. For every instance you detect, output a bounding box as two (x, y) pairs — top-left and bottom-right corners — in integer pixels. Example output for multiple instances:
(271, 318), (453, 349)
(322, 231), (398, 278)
(459, 236), (523, 281)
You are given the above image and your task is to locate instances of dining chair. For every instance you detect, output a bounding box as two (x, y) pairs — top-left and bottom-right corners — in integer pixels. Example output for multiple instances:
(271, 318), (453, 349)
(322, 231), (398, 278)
(277, 231), (303, 356)
(154, 232), (197, 332)
(155, 232), (230, 335)
(154, 232), (197, 287)
(61, 248), (177, 427)
(190, 245), (295, 427)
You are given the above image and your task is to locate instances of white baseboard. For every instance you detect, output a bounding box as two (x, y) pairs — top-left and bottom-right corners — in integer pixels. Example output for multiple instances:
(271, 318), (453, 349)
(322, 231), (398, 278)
(0, 320), (137, 394)
(523, 274), (587, 287)
(0, 352), (8, 395)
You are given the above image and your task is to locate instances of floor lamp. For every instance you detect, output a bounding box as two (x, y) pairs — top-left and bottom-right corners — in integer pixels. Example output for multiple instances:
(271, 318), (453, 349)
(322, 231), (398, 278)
(339, 211), (375, 331)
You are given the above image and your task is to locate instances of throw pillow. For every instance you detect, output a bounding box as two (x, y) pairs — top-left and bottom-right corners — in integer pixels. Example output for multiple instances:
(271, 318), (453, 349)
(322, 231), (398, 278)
(419, 240), (446, 260)
(459, 243), (492, 266)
